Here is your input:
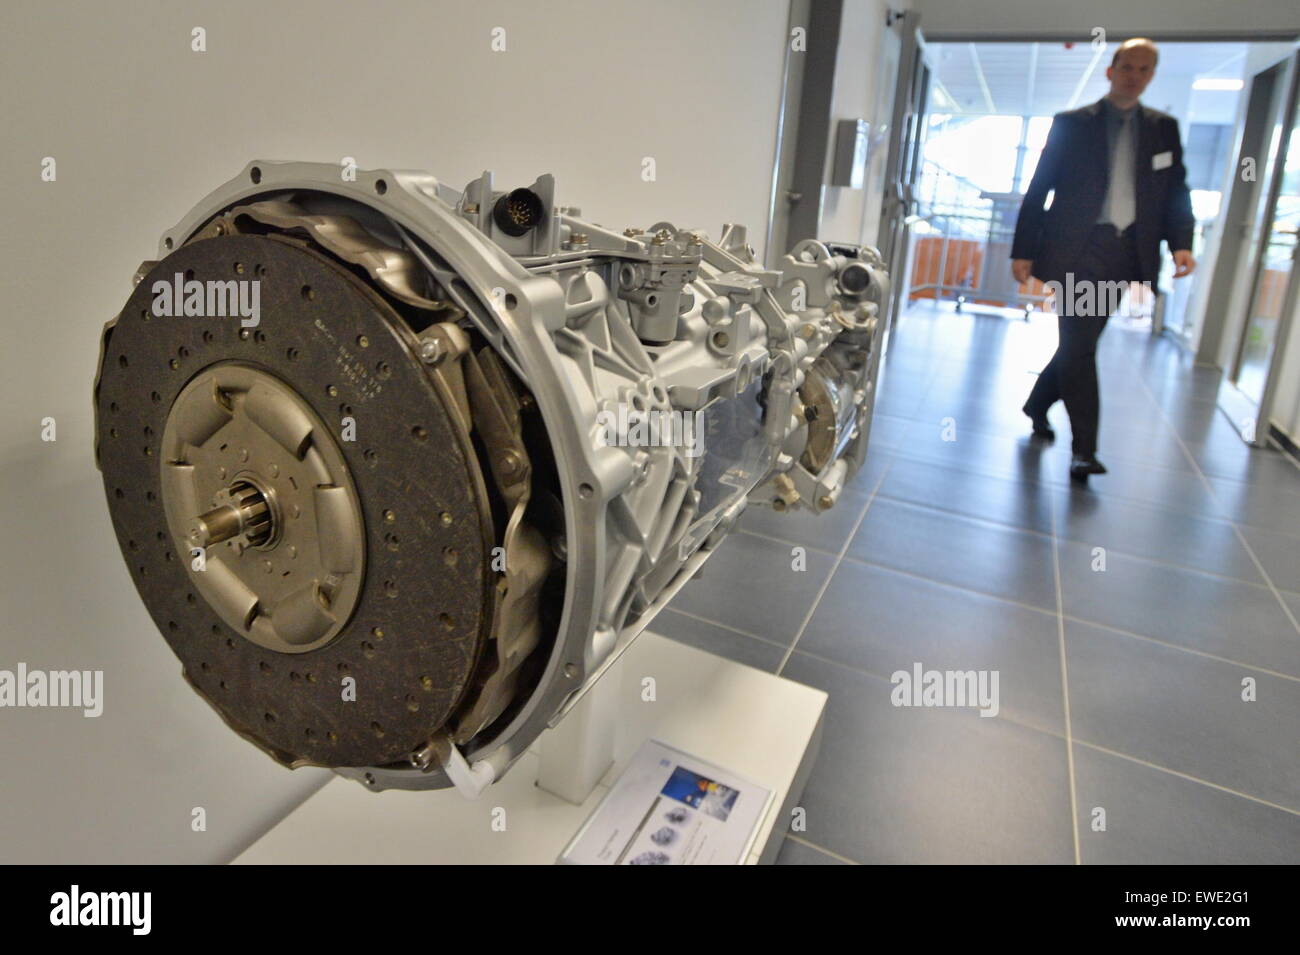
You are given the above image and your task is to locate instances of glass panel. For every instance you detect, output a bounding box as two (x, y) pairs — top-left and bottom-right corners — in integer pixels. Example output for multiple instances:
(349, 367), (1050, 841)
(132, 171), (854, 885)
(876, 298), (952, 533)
(1236, 121), (1300, 403)
(922, 114), (1023, 193)
(1161, 191), (1225, 338)
(1017, 116), (1056, 189)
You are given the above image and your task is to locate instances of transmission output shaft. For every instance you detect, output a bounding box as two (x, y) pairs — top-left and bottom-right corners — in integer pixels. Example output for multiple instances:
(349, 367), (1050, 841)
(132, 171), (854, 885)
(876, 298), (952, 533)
(188, 481), (270, 548)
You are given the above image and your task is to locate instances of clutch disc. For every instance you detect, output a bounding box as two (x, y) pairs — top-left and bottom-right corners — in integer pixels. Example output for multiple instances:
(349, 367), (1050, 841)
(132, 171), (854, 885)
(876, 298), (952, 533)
(96, 233), (494, 767)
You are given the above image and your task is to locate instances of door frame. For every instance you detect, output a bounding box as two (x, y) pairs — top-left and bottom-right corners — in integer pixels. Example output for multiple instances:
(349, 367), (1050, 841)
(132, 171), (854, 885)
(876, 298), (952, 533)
(878, 10), (929, 331)
(765, 0), (843, 262)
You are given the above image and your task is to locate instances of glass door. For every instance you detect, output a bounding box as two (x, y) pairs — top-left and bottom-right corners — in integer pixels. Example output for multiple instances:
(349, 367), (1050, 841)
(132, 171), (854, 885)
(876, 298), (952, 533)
(1217, 51), (1300, 446)
(1233, 127), (1300, 404)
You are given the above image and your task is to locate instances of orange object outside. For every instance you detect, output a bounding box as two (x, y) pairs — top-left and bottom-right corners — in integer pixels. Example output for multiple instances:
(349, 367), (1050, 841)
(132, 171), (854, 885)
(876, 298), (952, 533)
(908, 236), (1053, 309)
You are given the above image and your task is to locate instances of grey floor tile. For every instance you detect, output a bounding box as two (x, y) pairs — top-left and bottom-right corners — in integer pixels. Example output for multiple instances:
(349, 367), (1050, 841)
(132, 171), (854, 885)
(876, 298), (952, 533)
(1185, 411), (1258, 451)
(925, 359), (1041, 384)
(1072, 745), (1300, 864)
(881, 360), (940, 387)
(1053, 488), (1262, 584)
(1092, 420), (1190, 459)
(1099, 394), (1181, 421)
(919, 383), (1048, 416)
(1207, 476), (1300, 538)
(878, 456), (1056, 534)
(1284, 590), (1300, 623)
(886, 425), (1073, 486)
(1070, 459), (1224, 519)
(878, 367), (939, 396)
(874, 390), (927, 419)
(780, 652), (1075, 863)
(1150, 406), (1218, 446)
(902, 411), (1201, 481)
(1124, 342), (1214, 382)
(1236, 525), (1300, 594)
(1146, 364), (1224, 404)
(1160, 398), (1229, 440)
(854, 444), (897, 493)
(1150, 386), (1218, 416)
(1065, 618), (1300, 812)
(1057, 539), (1300, 676)
(774, 836), (850, 865)
(665, 530), (834, 645)
(797, 559), (1065, 734)
(908, 400), (1053, 442)
(653, 608), (785, 672)
(1187, 439), (1300, 490)
(877, 365), (933, 397)
(848, 496), (1058, 611)
(865, 412), (916, 451)
(879, 355), (940, 387)
(887, 325), (958, 355)
(1086, 431), (1199, 473)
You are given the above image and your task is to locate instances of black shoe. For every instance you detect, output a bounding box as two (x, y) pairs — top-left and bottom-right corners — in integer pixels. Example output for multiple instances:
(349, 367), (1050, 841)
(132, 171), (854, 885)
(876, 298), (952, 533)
(1023, 406), (1054, 440)
(1070, 454), (1108, 481)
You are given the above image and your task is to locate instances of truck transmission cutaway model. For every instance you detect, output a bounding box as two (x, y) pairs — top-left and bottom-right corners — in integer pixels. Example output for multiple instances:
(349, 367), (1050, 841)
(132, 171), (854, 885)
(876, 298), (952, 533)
(94, 161), (889, 792)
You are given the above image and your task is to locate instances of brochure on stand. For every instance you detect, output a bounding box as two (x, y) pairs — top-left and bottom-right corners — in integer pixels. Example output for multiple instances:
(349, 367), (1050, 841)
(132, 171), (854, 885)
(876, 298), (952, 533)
(559, 739), (773, 865)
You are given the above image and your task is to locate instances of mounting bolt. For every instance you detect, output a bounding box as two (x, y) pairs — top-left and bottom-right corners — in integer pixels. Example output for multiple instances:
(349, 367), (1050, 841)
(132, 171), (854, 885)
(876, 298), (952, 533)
(418, 338), (444, 365)
(773, 474), (800, 511)
(499, 450), (523, 480)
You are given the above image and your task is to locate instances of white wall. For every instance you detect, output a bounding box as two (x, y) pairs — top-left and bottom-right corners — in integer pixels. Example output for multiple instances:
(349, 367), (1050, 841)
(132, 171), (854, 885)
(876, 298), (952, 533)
(913, 0), (1300, 39)
(0, 0), (791, 863)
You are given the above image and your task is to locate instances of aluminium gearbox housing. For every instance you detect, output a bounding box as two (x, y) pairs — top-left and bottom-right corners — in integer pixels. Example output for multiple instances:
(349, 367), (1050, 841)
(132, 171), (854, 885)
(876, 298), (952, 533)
(94, 161), (889, 792)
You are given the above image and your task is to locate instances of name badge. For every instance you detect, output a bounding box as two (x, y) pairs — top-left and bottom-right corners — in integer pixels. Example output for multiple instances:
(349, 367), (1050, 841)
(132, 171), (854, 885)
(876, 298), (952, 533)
(1152, 151), (1173, 171)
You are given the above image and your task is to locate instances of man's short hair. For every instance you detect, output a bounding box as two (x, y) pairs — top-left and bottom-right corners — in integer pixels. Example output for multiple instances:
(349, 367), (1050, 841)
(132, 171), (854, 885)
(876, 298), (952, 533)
(1111, 38), (1159, 68)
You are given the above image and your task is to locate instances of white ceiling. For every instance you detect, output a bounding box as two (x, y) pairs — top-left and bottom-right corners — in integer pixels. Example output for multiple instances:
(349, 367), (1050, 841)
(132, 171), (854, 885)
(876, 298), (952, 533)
(925, 41), (1250, 125)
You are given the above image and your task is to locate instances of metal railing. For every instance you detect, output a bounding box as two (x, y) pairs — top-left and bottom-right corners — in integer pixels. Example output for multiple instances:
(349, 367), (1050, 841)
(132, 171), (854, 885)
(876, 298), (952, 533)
(906, 159), (1051, 315)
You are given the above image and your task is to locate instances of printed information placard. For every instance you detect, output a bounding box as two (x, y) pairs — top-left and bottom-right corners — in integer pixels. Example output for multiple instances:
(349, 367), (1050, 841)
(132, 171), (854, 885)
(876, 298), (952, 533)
(559, 739), (773, 865)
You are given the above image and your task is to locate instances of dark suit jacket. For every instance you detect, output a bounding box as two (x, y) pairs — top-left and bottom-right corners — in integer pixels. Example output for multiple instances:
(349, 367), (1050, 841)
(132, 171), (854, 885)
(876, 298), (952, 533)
(1011, 98), (1195, 286)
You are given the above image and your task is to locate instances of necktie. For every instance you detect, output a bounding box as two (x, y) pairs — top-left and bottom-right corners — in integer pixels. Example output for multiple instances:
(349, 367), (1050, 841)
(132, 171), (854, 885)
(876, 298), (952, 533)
(1106, 112), (1136, 231)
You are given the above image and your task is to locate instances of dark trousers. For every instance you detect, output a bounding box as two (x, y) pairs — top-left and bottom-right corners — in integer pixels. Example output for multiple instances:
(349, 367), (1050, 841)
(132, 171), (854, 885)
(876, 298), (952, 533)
(1024, 224), (1141, 457)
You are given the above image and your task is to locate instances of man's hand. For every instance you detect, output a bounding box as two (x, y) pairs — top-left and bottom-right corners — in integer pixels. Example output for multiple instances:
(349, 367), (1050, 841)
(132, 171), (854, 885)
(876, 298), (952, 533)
(1012, 259), (1033, 285)
(1172, 249), (1195, 278)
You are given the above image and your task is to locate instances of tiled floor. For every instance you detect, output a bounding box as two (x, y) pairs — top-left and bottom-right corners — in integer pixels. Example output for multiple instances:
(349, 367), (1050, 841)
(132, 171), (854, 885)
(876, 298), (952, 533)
(662, 301), (1300, 864)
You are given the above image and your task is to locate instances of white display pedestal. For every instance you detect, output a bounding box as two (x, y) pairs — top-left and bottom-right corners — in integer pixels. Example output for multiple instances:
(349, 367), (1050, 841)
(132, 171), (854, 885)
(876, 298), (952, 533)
(233, 631), (827, 865)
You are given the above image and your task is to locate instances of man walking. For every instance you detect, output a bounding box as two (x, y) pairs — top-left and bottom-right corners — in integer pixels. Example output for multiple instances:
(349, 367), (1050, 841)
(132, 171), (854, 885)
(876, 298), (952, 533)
(1012, 37), (1196, 481)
